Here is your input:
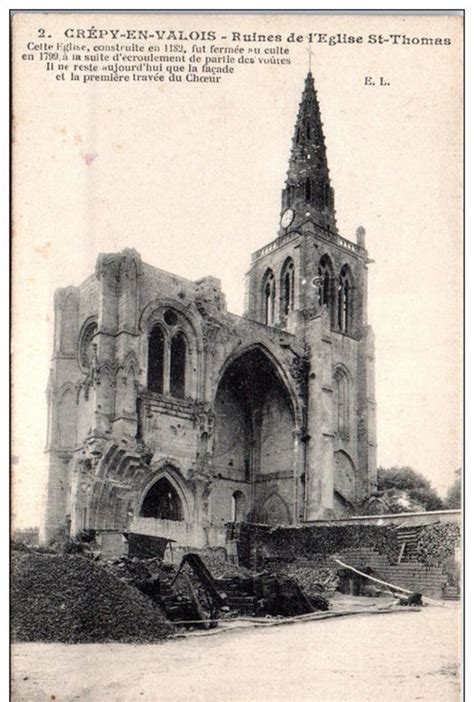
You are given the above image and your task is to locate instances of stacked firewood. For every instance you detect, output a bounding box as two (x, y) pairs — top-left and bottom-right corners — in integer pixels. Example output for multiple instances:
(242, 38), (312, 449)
(415, 523), (461, 566)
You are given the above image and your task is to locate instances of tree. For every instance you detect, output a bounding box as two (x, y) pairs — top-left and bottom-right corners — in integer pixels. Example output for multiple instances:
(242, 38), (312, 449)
(377, 466), (445, 513)
(444, 469), (461, 509)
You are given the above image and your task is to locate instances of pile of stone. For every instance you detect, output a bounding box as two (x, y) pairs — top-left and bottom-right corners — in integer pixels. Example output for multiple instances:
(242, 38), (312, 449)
(11, 551), (174, 643)
(199, 550), (254, 579)
(100, 554), (168, 586)
(217, 571), (328, 616)
(266, 557), (340, 598)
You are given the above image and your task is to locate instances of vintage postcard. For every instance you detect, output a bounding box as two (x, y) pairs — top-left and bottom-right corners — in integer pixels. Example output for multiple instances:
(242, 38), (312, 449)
(11, 10), (463, 701)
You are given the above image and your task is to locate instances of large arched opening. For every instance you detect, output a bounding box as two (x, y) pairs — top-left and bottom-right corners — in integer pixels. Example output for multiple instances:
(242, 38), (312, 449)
(140, 476), (184, 521)
(213, 347), (296, 520)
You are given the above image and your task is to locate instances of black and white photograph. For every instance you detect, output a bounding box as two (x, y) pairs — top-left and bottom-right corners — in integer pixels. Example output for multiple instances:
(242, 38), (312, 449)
(10, 10), (463, 701)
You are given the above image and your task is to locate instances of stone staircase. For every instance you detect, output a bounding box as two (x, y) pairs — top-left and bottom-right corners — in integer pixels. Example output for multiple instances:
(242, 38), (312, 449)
(338, 546), (448, 598)
(395, 526), (423, 562)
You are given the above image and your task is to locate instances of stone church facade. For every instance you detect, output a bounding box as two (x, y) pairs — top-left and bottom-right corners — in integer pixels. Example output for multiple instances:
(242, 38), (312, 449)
(42, 72), (377, 546)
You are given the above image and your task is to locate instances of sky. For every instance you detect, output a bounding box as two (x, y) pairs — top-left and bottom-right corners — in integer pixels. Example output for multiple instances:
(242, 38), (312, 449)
(11, 12), (463, 528)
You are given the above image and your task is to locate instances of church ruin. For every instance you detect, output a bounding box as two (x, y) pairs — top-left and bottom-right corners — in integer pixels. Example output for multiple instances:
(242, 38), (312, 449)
(42, 72), (377, 546)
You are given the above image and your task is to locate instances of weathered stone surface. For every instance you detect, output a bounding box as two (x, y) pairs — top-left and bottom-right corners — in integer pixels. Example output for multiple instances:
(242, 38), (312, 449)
(42, 72), (376, 545)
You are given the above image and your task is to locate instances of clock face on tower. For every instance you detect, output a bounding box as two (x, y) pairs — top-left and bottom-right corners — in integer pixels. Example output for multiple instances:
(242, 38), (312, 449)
(281, 208), (294, 229)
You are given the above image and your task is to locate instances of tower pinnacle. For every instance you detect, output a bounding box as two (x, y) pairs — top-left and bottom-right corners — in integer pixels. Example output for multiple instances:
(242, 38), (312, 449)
(279, 71), (337, 236)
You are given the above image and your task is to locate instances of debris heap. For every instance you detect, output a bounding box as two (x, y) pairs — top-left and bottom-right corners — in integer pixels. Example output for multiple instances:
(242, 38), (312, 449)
(267, 557), (340, 598)
(11, 551), (174, 643)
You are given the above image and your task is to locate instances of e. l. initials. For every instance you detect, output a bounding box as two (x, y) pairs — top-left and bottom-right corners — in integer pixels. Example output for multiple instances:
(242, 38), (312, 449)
(364, 76), (390, 86)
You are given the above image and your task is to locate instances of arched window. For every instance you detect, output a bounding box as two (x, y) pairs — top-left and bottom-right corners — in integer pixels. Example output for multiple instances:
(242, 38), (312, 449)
(79, 320), (98, 369)
(170, 332), (187, 399)
(231, 491), (247, 522)
(305, 118), (311, 139)
(337, 265), (352, 333)
(305, 177), (313, 203)
(281, 258), (295, 318)
(334, 369), (350, 439)
(261, 493), (291, 526)
(148, 324), (165, 393)
(140, 477), (184, 521)
(318, 256), (333, 310)
(263, 270), (276, 326)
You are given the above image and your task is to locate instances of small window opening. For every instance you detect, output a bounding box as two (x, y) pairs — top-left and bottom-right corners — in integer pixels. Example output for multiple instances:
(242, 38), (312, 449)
(231, 491), (247, 522)
(264, 273), (276, 325)
(318, 260), (332, 308)
(338, 267), (352, 333)
(164, 309), (178, 326)
(282, 261), (295, 317)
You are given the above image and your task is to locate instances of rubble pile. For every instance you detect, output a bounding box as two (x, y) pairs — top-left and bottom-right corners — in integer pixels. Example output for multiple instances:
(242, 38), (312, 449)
(100, 554), (168, 586)
(11, 552), (174, 643)
(217, 571), (329, 616)
(199, 549), (254, 579)
(268, 557), (340, 598)
(99, 551), (326, 621)
(100, 555), (225, 625)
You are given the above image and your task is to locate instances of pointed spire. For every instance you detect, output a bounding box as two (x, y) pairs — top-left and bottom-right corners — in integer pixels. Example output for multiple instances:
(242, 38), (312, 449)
(280, 71), (337, 236)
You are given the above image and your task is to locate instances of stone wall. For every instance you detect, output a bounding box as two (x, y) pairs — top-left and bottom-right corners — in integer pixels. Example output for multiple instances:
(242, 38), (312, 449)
(43, 241), (375, 542)
(232, 520), (461, 598)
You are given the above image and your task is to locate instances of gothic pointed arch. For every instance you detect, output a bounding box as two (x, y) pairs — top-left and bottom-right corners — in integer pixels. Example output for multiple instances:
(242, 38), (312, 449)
(213, 344), (298, 485)
(78, 317), (99, 371)
(214, 341), (302, 428)
(260, 492), (291, 525)
(337, 264), (353, 334)
(262, 268), (276, 326)
(317, 254), (334, 315)
(121, 350), (139, 379)
(280, 257), (295, 320)
(140, 300), (200, 399)
(137, 463), (192, 522)
(140, 477), (184, 520)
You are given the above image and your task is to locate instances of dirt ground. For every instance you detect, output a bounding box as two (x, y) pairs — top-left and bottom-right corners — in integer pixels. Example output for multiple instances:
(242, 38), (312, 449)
(12, 602), (460, 702)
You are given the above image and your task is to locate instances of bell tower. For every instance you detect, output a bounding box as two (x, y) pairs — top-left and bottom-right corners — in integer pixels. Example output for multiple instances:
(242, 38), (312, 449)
(245, 69), (355, 329)
(245, 68), (377, 519)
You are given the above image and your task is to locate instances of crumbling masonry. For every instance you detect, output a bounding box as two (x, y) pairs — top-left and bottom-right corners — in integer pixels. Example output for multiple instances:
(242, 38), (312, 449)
(42, 72), (377, 546)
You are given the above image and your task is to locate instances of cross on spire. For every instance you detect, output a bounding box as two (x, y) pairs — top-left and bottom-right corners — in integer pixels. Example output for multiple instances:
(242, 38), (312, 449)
(306, 45), (315, 73)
